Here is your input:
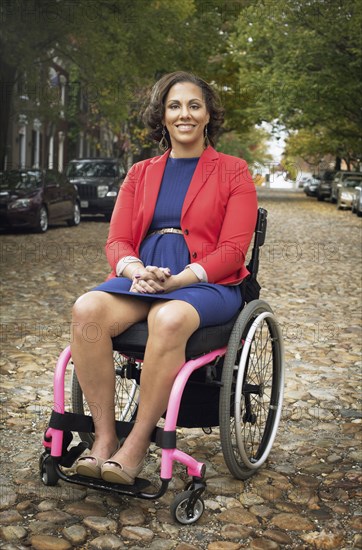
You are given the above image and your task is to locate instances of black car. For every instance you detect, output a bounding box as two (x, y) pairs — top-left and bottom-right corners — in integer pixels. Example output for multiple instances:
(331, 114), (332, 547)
(316, 170), (336, 201)
(65, 158), (125, 221)
(0, 169), (80, 232)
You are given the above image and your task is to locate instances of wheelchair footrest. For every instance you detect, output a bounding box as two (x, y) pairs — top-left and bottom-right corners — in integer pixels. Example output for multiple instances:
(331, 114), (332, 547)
(67, 473), (152, 495)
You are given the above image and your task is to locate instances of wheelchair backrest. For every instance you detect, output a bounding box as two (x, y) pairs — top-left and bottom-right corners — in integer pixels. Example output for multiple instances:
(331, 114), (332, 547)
(247, 207), (267, 280)
(242, 207), (267, 303)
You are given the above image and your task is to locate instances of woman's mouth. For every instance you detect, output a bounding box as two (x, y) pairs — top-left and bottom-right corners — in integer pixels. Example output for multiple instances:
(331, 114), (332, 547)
(176, 124), (195, 131)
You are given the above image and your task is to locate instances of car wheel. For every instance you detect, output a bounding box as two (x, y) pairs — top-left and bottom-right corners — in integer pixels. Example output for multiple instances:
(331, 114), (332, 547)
(67, 202), (81, 226)
(35, 206), (48, 233)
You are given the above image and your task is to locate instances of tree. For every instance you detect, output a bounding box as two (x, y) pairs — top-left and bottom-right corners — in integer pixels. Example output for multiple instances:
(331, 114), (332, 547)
(0, 0), (196, 168)
(230, 0), (362, 167)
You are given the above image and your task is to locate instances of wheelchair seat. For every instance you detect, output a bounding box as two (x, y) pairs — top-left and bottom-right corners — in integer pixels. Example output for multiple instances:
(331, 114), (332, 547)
(112, 314), (238, 359)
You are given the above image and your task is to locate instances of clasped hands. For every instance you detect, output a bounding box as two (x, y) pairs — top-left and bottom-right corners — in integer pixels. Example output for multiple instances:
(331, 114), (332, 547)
(129, 265), (175, 294)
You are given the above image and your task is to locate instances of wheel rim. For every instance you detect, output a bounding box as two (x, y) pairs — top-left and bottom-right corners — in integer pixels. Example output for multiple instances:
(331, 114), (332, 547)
(234, 312), (284, 469)
(74, 203), (80, 225)
(175, 498), (204, 524)
(39, 207), (48, 231)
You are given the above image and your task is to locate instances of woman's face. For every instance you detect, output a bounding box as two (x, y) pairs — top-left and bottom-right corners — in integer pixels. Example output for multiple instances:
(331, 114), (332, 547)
(163, 81), (210, 153)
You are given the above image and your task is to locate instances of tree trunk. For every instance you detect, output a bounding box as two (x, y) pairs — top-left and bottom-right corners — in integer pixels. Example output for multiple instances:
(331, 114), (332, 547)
(0, 55), (16, 170)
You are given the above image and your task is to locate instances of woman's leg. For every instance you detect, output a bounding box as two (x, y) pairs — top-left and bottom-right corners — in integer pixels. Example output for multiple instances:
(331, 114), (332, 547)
(108, 299), (200, 470)
(71, 291), (151, 460)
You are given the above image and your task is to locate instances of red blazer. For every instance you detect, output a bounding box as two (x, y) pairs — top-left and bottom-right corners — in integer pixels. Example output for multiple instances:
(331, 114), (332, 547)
(106, 146), (258, 285)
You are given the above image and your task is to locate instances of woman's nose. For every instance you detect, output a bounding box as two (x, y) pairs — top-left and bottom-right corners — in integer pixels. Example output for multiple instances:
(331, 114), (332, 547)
(179, 106), (191, 118)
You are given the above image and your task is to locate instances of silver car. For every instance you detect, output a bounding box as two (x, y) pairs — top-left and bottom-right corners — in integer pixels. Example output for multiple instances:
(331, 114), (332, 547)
(336, 177), (362, 210)
(331, 171), (362, 203)
(352, 186), (362, 217)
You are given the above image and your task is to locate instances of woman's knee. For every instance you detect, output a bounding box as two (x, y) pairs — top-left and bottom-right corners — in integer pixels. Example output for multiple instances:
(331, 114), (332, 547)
(149, 303), (199, 345)
(72, 292), (105, 324)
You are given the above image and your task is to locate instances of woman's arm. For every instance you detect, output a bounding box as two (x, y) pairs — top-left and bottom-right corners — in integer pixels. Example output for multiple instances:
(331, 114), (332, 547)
(193, 160), (257, 283)
(105, 163), (142, 273)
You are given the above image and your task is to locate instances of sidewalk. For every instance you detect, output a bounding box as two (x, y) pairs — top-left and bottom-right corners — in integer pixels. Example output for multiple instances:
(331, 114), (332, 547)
(1, 190), (361, 549)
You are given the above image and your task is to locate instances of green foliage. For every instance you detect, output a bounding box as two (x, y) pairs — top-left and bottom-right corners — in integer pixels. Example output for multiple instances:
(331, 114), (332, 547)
(231, 0), (362, 164)
(1, 0), (277, 166)
(217, 126), (272, 167)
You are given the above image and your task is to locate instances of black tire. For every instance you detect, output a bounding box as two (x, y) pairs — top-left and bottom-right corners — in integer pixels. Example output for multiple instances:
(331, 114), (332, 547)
(35, 205), (48, 233)
(317, 195), (324, 202)
(39, 452), (59, 486)
(71, 352), (140, 446)
(170, 491), (205, 524)
(67, 202), (81, 226)
(219, 300), (284, 480)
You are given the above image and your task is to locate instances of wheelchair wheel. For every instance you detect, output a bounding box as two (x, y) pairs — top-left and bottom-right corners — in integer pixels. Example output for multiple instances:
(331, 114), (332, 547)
(219, 300), (284, 480)
(71, 352), (140, 446)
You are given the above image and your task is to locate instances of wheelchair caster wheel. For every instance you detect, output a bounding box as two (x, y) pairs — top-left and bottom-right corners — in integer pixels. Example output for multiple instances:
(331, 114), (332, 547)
(39, 452), (59, 486)
(170, 490), (205, 524)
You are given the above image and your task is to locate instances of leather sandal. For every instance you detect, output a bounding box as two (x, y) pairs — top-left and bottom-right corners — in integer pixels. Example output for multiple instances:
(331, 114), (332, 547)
(101, 457), (145, 485)
(75, 455), (107, 479)
(75, 442), (121, 479)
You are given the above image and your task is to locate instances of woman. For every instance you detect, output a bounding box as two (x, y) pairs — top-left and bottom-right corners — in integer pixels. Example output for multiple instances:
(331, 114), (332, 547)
(72, 71), (258, 484)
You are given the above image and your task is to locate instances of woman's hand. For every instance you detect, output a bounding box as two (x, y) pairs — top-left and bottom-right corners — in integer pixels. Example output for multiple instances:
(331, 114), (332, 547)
(130, 265), (171, 294)
(130, 266), (200, 294)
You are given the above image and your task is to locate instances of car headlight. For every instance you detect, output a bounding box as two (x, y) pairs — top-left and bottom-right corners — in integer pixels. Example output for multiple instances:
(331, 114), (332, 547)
(8, 198), (32, 210)
(106, 190), (117, 198)
(97, 185), (109, 198)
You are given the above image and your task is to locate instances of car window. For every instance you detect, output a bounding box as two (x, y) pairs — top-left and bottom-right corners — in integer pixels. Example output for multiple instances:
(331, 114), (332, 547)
(343, 178), (362, 188)
(0, 171), (42, 190)
(66, 161), (118, 178)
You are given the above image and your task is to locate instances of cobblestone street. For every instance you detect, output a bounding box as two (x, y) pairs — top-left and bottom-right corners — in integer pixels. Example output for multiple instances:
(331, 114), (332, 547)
(1, 188), (361, 549)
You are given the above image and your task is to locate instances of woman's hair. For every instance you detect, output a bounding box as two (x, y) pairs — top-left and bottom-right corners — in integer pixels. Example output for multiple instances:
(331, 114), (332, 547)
(142, 71), (224, 148)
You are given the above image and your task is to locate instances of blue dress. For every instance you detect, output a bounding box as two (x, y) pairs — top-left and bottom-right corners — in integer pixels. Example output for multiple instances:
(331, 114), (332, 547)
(92, 157), (242, 328)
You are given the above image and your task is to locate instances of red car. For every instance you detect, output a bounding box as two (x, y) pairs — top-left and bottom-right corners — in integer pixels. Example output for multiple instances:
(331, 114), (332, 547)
(0, 169), (81, 232)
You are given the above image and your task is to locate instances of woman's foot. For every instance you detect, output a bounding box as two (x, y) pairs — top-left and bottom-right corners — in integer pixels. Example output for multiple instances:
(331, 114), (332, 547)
(101, 440), (148, 485)
(75, 439), (120, 479)
(101, 456), (145, 485)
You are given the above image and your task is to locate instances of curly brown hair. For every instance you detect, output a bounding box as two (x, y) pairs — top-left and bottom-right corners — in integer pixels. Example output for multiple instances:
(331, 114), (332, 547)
(142, 71), (224, 149)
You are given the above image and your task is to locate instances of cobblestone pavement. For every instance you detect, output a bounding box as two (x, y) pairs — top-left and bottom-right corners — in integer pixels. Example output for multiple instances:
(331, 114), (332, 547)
(1, 189), (361, 550)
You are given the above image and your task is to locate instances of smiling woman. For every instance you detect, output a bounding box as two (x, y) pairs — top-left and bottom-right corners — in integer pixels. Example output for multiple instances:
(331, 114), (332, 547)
(70, 71), (258, 485)
(162, 82), (210, 158)
(143, 71), (224, 153)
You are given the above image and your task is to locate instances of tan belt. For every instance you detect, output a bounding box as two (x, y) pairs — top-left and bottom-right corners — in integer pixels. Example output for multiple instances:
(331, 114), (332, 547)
(147, 227), (183, 237)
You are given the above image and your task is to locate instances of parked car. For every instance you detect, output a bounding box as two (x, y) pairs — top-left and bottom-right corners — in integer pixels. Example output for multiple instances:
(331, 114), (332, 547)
(297, 175), (312, 189)
(351, 186), (362, 217)
(336, 177), (362, 210)
(0, 169), (80, 232)
(65, 158), (125, 221)
(331, 171), (362, 203)
(316, 170), (336, 201)
(303, 176), (320, 197)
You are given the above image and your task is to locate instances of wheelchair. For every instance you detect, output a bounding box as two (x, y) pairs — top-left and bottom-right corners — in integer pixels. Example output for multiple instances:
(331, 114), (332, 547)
(40, 207), (285, 524)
